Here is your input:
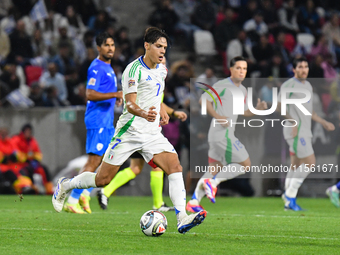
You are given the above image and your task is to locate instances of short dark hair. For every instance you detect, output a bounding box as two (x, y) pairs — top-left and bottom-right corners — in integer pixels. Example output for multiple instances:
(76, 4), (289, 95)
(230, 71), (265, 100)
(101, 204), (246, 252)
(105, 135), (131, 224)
(144, 27), (170, 45)
(230, 56), (246, 67)
(292, 57), (308, 69)
(21, 123), (32, 133)
(95, 32), (114, 47)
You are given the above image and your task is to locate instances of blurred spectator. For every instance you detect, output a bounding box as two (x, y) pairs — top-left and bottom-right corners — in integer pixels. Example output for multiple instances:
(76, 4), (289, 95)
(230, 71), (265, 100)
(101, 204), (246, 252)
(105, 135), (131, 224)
(111, 47), (127, 71)
(196, 67), (218, 92)
(0, 7), (20, 35)
(0, 61), (20, 92)
(252, 34), (274, 70)
(79, 48), (96, 83)
(227, 30), (255, 68)
(261, 53), (288, 78)
(310, 35), (330, 60)
(243, 11), (268, 42)
(51, 26), (75, 58)
(52, 42), (76, 75)
(214, 8), (239, 51)
(322, 12), (340, 62)
(83, 30), (96, 49)
(191, 0), (216, 31)
(31, 29), (48, 58)
(12, 0), (32, 17)
(77, 0), (98, 26)
(297, 0), (320, 35)
(88, 10), (111, 36)
(8, 19), (33, 65)
(173, 0), (200, 48)
(29, 82), (44, 107)
(261, 0), (279, 34)
(273, 31), (291, 66)
(69, 83), (87, 106)
(259, 77), (275, 104)
(0, 27), (10, 62)
(42, 86), (66, 107)
(38, 10), (67, 46)
(11, 124), (53, 194)
(65, 5), (87, 39)
(278, 0), (299, 36)
(321, 53), (337, 83)
(116, 26), (132, 61)
(65, 67), (79, 102)
(0, 0), (12, 20)
(39, 62), (68, 103)
(167, 64), (190, 108)
(238, 0), (258, 26)
(149, 0), (179, 38)
(309, 54), (324, 78)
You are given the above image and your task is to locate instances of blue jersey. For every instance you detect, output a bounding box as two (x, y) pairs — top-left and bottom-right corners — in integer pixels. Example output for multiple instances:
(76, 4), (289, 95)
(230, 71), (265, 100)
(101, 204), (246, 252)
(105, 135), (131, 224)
(85, 58), (117, 129)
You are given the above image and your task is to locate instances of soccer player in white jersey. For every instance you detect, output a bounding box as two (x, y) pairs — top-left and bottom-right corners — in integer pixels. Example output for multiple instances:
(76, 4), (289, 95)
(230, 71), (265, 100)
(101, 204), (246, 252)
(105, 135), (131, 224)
(278, 57), (335, 211)
(187, 56), (268, 213)
(52, 27), (206, 234)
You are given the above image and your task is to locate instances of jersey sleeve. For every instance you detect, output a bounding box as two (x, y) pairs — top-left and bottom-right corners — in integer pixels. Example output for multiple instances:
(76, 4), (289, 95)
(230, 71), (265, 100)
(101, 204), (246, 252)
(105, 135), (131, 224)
(122, 63), (140, 94)
(86, 66), (103, 91)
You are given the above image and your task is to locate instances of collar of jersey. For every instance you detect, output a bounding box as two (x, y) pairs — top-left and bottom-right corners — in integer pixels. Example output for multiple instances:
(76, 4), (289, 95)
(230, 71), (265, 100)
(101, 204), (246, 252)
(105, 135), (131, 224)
(139, 56), (159, 70)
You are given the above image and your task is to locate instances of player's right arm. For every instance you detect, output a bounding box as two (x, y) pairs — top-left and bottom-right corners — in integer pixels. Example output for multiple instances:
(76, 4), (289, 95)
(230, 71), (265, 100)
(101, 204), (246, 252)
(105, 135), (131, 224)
(125, 93), (157, 122)
(86, 89), (122, 101)
(199, 97), (229, 127)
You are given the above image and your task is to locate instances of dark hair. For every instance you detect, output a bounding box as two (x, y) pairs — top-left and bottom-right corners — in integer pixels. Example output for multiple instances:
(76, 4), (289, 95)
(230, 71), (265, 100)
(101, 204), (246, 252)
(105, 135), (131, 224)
(144, 27), (170, 45)
(230, 56), (246, 67)
(21, 123), (32, 133)
(95, 32), (114, 47)
(292, 57), (308, 69)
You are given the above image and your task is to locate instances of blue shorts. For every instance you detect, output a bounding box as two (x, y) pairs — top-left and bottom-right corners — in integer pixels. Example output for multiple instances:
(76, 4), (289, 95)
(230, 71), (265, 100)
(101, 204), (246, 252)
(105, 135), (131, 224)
(86, 128), (115, 156)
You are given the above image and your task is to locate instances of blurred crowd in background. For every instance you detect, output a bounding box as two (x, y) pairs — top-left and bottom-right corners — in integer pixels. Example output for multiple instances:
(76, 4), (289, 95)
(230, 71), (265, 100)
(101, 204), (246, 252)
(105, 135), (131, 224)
(1, 0), (340, 195)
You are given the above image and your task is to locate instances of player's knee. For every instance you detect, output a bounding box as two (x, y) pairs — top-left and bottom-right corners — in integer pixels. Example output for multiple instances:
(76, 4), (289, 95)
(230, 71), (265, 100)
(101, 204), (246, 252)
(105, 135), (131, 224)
(131, 166), (142, 176)
(170, 164), (182, 173)
(95, 174), (111, 187)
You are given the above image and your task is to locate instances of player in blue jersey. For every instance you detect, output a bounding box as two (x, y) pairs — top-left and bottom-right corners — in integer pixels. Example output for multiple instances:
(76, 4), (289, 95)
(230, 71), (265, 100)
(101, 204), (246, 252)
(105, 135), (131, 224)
(63, 32), (122, 214)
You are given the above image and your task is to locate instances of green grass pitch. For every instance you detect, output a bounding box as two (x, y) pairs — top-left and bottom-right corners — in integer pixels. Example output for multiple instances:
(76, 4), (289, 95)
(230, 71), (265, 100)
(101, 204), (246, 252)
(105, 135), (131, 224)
(0, 195), (339, 254)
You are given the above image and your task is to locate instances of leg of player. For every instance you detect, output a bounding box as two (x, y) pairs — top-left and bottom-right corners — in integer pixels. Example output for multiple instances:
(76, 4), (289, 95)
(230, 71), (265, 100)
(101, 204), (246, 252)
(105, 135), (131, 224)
(97, 158), (144, 210)
(282, 154), (300, 210)
(64, 154), (102, 214)
(283, 154), (314, 211)
(326, 181), (340, 208)
(52, 161), (120, 213)
(151, 167), (174, 212)
(153, 152), (207, 234)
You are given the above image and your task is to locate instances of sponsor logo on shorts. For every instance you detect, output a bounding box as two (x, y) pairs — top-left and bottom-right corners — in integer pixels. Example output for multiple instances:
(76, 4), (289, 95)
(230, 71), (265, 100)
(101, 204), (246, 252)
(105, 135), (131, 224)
(88, 78), (96, 86)
(128, 79), (135, 88)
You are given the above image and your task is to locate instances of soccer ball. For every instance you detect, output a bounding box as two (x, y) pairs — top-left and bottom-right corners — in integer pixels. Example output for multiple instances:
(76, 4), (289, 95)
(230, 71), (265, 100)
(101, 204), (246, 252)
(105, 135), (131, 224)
(140, 210), (167, 237)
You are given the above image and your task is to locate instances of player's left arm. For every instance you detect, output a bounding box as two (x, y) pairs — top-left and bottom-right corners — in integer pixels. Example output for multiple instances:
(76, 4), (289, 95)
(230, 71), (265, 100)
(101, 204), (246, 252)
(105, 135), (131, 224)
(159, 103), (169, 126)
(244, 98), (268, 117)
(312, 111), (335, 131)
(161, 103), (187, 121)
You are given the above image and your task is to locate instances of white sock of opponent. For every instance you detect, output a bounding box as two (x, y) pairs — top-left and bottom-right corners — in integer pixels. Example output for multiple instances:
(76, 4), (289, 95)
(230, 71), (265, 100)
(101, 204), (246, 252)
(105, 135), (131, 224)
(210, 163), (246, 187)
(63, 172), (97, 192)
(285, 167), (294, 191)
(168, 172), (187, 221)
(285, 164), (310, 198)
(192, 172), (213, 203)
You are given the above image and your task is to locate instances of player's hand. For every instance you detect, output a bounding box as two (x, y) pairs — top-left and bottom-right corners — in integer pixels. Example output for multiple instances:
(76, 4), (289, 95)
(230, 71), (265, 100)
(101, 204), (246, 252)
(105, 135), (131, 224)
(174, 111), (187, 121)
(216, 115), (229, 127)
(323, 121), (335, 131)
(145, 106), (157, 122)
(291, 125), (298, 138)
(160, 108), (169, 126)
(115, 91), (123, 99)
(255, 98), (268, 110)
(115, 98), (123, 106)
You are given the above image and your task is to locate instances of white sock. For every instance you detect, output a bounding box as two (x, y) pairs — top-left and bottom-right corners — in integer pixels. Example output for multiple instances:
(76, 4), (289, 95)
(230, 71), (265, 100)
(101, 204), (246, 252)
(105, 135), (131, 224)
(211, 163), (246, 187)
(285, 164), (310, 198)
(285, 168), (294, 191)
(331, 185), (340, 193)
(192, 172), (213, 203)
(168, 172), (187, 221)
(82, 189), (91, 196)
(63, 172), (97, 192)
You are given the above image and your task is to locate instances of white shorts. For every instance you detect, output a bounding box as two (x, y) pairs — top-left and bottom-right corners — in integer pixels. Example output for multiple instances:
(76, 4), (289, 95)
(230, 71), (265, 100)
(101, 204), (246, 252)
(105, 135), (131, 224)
(208, 134), (249, 165)
(103, 131), (176, 166)
(286, 136), (314, 159)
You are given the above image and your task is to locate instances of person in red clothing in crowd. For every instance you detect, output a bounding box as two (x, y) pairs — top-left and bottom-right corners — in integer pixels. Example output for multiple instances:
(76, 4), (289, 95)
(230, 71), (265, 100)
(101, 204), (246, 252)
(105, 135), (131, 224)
(0, 127), (34, 194)
(11, 124), (53, 194)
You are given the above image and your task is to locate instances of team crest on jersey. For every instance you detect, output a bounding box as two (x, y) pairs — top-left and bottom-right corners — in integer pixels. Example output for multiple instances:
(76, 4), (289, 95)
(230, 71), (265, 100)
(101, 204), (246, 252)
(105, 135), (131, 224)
(88, 78), (96, 86)
(128, 79), (135, 87)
